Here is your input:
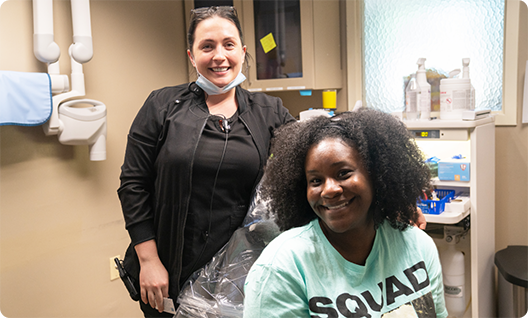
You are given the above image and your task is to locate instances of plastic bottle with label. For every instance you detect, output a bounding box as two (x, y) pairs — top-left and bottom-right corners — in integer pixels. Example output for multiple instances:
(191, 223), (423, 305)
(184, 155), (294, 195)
(405, 73), (420, 120)
(416, 58), (431, 120)
(440, 68), (471, 120)
(440, 233), (467, 318)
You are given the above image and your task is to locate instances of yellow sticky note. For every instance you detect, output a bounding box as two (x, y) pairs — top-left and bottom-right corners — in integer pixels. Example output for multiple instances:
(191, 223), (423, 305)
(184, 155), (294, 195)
(260, 33), (277, 54)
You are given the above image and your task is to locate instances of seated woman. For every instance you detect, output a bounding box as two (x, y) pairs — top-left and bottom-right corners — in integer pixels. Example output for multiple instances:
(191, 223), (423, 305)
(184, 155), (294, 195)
(243, 109), (447, 318)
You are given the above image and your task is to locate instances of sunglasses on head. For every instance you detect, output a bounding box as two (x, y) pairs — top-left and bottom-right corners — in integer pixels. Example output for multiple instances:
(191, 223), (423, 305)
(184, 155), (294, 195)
(190, 6), (237, 17)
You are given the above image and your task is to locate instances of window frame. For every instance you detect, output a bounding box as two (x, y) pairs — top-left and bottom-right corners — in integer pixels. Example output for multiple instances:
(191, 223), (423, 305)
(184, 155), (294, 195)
(346, 0), (522, 126)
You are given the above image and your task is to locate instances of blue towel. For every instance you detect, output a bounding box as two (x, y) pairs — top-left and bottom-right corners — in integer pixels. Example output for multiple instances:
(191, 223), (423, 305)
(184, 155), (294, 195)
(0, 70), (52, 126)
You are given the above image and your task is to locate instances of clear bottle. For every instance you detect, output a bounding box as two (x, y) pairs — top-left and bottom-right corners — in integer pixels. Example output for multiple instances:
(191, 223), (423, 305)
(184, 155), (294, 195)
(462, 58), (475, 110)
(405, 73), (420, 120)
(416, 58), (431, 120)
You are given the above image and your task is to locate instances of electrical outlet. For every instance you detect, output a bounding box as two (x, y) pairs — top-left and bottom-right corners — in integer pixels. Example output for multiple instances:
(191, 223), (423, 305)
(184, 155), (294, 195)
(110, 255), (120, 281)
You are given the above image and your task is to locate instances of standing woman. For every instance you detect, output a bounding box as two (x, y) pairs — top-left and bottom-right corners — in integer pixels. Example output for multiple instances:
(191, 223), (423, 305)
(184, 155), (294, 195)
(117, 6), (294, 317)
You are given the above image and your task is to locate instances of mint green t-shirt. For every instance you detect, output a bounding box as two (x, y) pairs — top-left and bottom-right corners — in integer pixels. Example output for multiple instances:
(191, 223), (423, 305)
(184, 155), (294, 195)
(243, 219), (447, 318)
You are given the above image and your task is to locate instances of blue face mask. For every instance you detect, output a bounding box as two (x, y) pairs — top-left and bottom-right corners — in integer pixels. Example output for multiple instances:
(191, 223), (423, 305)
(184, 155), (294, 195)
(195, 70), (246, 96)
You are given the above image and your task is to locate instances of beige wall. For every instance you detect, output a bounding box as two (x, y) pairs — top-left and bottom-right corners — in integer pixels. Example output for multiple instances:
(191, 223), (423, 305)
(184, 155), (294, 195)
(0, 1), (187, 317)
(0, 0), (526, 317)
(495, 1), (528, 251)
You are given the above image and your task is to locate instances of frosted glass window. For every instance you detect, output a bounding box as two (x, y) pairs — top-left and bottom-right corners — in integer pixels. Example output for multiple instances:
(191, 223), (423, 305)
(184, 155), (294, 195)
(363, 0), (505, 113)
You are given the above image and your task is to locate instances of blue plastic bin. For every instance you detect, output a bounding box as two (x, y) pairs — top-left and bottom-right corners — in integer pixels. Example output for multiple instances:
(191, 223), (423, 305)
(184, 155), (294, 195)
(417, 189), (455, 215)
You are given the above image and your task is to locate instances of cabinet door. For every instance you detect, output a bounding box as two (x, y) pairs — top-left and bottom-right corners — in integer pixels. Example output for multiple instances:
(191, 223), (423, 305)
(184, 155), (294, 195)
(241, 0), (314, 92)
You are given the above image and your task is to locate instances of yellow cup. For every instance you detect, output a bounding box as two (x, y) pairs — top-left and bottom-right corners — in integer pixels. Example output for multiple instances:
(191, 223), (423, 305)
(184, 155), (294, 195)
(322, 90), (337, 109)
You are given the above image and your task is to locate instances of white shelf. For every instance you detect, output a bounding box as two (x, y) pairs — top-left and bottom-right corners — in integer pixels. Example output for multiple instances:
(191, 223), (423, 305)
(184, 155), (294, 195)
(404, 116), (494, 129)
(425, 196), (471, 224)
(431, 178), (470, 188)
(424, 208), (470, 224)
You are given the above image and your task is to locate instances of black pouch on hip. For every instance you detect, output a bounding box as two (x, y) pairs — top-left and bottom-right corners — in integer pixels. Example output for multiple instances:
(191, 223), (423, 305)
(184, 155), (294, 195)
(114, 257), (139, 301)
(114, 247), (141, 301)
(114, 256), (140, 301)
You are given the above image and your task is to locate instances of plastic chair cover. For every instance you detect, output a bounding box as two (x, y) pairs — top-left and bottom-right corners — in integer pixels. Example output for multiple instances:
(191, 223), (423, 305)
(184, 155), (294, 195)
(174, 191), (280, 318)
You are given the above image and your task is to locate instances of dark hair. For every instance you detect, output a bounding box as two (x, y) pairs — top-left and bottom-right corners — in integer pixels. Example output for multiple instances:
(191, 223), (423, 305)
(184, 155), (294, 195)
(187, 6), (245, 52)
(261, 108), (431, 232)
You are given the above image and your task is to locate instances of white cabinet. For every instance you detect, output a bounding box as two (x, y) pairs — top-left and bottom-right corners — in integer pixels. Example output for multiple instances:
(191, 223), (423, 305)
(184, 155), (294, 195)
(405, 117), (496, 317)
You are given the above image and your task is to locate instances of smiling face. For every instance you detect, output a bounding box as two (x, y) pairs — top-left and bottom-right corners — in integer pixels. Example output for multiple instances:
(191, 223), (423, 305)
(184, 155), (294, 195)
(187, 16), (246, 88)
(305, 138), (374, 237)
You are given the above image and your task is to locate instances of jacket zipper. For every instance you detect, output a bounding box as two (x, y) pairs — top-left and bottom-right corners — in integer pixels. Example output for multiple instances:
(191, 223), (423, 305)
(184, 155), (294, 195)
(240, 116), (263, 197)
(175, 115), (209, 291)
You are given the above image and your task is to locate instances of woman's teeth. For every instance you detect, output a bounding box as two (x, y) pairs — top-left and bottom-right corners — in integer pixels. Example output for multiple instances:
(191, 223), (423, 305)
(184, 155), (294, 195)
(326, 202), (348, 210)
(213, 67), (228, 72)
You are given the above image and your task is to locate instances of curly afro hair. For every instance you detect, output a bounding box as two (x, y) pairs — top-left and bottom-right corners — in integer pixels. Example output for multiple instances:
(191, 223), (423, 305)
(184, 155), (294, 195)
(261, 108), (431, 232)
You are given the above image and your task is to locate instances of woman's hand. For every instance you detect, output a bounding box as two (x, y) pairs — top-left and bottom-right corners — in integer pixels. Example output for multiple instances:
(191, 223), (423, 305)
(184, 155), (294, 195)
(135, 240), (169, 313)
(413, 207), (427, 230)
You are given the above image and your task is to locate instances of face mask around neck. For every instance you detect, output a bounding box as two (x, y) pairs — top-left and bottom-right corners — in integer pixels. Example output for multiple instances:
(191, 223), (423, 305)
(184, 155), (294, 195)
(195, 70), (246, 96)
